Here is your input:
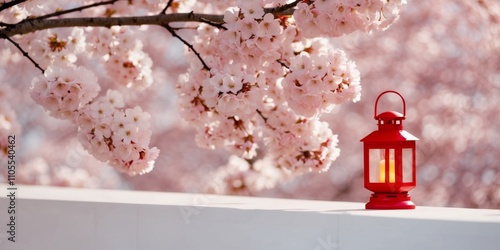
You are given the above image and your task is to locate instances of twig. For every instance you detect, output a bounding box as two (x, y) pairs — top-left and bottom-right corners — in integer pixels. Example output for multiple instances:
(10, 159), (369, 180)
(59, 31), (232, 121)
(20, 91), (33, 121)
(276, 59), (290, 70)
(162, 24), (210, 71)
(256, 109), (268, 123)
(264, 0), (301, 15)
(160, 0), (175, 15)
(26, 0), (119, 21)
(0, 32), (44, 73)
(200, 17), (226, 30)
(0, 0), (27, 13)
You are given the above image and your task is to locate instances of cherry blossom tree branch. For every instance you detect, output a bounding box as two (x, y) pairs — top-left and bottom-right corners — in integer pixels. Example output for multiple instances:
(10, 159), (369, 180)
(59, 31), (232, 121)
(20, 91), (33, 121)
(1, 13), (225, 37)
(256, 109), (268, 123)
(264, 0), (301, 14)
(0, 0), (27, 12)
(199, 17), (227, 30)
(1, 1), (300, 37)
(0, 33), (45, 73)
(277, 59), (290, 70)
(162, 24), (211, 71)
(160, 0), (176, 15)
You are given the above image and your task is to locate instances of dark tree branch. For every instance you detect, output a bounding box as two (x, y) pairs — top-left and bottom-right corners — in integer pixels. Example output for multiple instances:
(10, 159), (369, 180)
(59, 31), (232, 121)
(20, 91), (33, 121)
(1, 32), (44, 73)
(0, 0), (27, 13)
(276, 59), (290, 70)
(27, 0), (119, 21)
(162, 24), (210, 71)
(264, 0), (301, 15)
(256, 109), (268, 123)
(0, 21), (13, 27)
(1, 13), (225, 37)
(0, 0), (303, 37)
(199, 17), (227, 30)
(160, 0), (175, 15)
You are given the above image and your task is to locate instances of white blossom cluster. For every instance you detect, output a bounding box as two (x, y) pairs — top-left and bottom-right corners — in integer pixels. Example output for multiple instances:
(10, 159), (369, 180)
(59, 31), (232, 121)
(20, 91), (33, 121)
(294, 0), (407, 38)
(30, 66), (159, 176)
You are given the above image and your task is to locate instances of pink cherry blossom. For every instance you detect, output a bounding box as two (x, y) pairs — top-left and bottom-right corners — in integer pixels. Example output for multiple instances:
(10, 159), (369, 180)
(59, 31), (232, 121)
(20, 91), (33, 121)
(238, 0), (265, 19)
(256, 13), (282, 38)
(30, 66), (101, 121)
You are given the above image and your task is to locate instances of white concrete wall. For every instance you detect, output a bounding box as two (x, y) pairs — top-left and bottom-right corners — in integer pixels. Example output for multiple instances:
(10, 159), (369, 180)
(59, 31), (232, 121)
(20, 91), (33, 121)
(0, 184), (499, 250)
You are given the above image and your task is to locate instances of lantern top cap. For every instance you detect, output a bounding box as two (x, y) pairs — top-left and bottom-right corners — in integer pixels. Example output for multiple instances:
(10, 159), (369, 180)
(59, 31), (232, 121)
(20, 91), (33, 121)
(374, 90), (406, 119)
(376, 111), (405, 120)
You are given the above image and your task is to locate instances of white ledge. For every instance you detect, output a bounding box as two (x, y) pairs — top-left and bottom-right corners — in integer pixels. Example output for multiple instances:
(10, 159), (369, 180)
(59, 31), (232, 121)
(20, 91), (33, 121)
(1, 185), (500, 250)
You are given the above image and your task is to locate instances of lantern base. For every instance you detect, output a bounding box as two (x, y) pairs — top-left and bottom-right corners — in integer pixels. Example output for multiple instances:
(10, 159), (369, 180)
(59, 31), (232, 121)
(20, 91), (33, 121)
(366, 193), (415, 210)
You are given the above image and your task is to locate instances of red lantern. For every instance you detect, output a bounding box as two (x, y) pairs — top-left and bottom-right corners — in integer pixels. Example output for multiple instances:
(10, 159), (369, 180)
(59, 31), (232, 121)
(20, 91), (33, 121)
(360, 91), (419, 209)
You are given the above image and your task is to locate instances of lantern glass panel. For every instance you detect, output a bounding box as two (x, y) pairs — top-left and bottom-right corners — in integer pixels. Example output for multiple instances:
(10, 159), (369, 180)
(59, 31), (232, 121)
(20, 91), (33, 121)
(369, 148), (396, 183)
(369, 149), (383, 183)
(402, 148), (413, 183)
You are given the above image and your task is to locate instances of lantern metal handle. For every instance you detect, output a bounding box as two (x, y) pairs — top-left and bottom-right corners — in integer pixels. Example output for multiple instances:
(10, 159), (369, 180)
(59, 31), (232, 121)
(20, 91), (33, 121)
(374, 90), (406, 119)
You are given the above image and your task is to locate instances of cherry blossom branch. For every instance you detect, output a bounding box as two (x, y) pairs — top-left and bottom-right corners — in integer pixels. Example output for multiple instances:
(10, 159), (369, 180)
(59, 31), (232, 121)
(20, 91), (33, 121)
(256, 109), (268, 123)
(277, 59), (290, 70)
(27, 0), (119, 21)
(256, 109), (279, 131)
(264, 0), (301, 14)
(0, 33), (44, 73)
(199, 17), (227, 30)
(1, 1), (301, 37)
(162, 24), (211, 71)
(0, 0), (26, 12)
(158, 6), (220, 73)
(1, 13), (225, 37)
(160, 0), (176, 15)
